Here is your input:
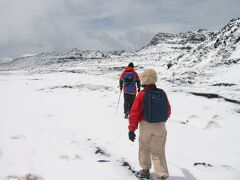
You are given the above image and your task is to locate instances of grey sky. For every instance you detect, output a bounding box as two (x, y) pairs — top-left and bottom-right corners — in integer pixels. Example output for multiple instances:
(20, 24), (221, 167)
(0, 0), (240, 59)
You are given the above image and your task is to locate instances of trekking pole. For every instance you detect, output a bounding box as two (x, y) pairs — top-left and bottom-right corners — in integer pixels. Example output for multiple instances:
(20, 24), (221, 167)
(115, 90), (122, 113)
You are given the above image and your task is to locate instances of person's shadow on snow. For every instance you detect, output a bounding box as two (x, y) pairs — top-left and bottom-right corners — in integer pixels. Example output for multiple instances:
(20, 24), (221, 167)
(151, 168), (196, 180)
(168, 168), (196, 180)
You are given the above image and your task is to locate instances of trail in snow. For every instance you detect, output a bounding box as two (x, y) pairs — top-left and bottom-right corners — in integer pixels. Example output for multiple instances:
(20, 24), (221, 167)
(0, 72), (240, 180)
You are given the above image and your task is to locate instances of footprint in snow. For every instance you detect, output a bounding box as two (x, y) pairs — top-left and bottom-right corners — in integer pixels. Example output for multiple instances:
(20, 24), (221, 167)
(204, 121), (221, 129)
(188, 115), (199, 119)
(70, 140), (81, 146)
(204, 115), (223, 129)
(44, 113), (54, 118)
(211, 115), (222, 120)
(179, 120), (189, 125)
(108, 104), (115, 108)
(203, 106), (211, 110)
(58, 154), (82, 161)
(10, 135), (26, 140)
(4, 174), (43, 180)
(179, 115), (198, 125)
(220, 164), (234, 171)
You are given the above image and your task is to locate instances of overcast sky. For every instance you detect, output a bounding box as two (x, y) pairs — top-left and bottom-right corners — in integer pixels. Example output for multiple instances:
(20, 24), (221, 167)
(0, 0), (240, 59)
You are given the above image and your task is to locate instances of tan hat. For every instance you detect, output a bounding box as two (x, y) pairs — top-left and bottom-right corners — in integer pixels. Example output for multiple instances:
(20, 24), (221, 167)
(141, 69), (157, 85)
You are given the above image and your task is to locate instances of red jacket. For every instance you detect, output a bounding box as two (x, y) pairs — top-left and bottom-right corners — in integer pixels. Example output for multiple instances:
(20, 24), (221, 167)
(128, 85), (171, 131)
(119, 67), (140, 94)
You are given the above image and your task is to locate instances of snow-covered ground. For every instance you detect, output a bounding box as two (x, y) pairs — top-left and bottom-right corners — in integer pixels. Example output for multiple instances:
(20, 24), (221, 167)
(0, 69), (239, 180)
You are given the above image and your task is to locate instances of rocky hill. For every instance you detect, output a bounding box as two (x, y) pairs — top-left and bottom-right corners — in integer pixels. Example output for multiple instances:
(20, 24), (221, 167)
(0, 18), (239, 100)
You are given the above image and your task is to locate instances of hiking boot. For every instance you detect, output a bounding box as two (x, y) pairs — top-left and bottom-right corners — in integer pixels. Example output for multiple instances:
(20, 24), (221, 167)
(139, 169), (150, 179)
(124, 113), (128, 119)
(156, 176), (168, 180)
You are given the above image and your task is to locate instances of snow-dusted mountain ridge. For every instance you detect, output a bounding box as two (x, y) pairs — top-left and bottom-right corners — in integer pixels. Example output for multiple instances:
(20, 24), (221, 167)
(0, 18), (239, 100)
(146, 29), (213, 47)
(1, 18), (239, 70)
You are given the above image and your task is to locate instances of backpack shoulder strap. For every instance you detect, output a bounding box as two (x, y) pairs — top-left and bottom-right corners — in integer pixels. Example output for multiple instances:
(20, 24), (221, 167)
(144, 88), (166, 98)
(143, 88), (160, 93)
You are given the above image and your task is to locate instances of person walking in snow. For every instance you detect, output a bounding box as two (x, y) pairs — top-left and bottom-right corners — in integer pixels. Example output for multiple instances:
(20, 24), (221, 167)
(128, 69), (171, 180)
(119, 62), (141, 119)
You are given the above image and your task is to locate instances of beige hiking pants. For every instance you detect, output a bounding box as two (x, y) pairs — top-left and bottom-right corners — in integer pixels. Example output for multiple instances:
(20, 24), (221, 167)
(139, 120), (168, 178)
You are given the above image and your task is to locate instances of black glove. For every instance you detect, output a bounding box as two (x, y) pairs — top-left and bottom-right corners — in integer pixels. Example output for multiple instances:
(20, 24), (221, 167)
(138, 88), (140, 93)
(128, 131), (136, 142)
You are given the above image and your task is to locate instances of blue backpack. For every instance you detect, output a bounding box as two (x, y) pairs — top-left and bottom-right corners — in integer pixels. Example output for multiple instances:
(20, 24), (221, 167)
(123, 72), (136, 93)
(143, 88), (169, 123)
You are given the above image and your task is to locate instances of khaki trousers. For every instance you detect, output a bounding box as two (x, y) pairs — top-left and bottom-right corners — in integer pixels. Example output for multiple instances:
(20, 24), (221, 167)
(139, 120), (169, 178)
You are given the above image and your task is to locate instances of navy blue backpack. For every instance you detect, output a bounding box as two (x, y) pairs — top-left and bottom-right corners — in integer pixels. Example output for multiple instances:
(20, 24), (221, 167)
(143, 88), (169, 123)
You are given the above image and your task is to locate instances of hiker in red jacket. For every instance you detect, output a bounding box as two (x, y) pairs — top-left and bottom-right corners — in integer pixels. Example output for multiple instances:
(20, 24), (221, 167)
(128, 69), (171, 180)
(119, 62), (140, 119)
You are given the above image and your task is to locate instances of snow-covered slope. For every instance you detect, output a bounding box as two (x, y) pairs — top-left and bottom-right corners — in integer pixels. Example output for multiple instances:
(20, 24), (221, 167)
(138, 18), (240, 83)
(0, 65), (239, 180)
(173, 18), (240, 70)
(0, 18), (240, 180)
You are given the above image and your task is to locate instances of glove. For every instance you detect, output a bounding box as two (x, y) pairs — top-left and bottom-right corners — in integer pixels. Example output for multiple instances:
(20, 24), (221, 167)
(138, 88), (140, 93)
(128, 131), (136, 142)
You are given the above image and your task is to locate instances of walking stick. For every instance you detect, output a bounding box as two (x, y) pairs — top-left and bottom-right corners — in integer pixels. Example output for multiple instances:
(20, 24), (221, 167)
(116, 90), (122, 113)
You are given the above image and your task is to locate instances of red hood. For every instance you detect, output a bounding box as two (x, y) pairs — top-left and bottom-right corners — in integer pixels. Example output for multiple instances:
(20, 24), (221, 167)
(143, 85), (156, 89)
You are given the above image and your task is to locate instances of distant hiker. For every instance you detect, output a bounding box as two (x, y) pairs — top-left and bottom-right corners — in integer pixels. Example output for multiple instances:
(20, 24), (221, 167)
(128, 69), (171, 180)
(119, 62), (141, 119)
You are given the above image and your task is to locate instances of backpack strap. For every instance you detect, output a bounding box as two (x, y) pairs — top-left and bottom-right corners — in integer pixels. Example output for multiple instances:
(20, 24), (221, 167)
(143, 88), (163, 94)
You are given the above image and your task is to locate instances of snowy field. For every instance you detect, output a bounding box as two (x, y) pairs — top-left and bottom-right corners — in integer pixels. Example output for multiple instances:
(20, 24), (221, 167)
(0, 70), (240, 180)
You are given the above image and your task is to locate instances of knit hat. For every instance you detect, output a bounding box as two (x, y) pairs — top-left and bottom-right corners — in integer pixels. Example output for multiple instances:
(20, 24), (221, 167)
(128, 62), (134, 68)
(141, 69), (157, 85)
